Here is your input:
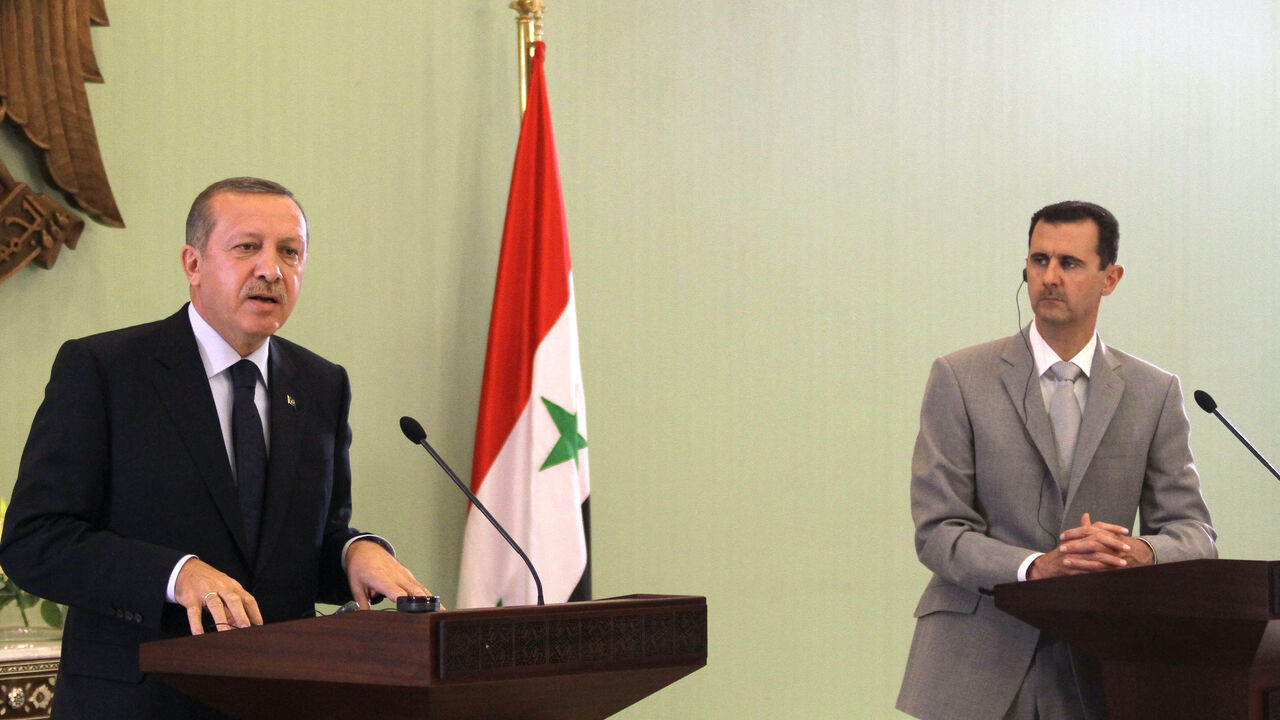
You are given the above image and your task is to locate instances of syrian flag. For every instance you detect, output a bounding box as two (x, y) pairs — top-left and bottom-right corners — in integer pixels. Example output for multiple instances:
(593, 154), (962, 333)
(456, 40), (590, 608)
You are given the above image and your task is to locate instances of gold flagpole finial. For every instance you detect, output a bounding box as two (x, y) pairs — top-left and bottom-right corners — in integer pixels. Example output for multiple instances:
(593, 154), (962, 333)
(510, 0), (545, 40)
(511, 0), (545, 114)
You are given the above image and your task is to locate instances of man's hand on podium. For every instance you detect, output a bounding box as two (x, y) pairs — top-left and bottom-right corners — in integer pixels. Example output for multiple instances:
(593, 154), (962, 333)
(175, 558), (264, 635)
(1027, 512), (1154, 580)
(345, 539), (436, 610)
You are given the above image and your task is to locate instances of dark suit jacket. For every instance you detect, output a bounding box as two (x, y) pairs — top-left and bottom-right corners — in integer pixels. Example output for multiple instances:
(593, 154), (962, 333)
(0, 306), (366, 717)
(896, 329), (1216, 720)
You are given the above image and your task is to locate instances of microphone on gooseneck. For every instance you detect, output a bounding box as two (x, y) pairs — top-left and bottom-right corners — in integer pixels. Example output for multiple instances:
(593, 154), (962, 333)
(398, 416), (545, 606)
(1193, 390), (1280, 483)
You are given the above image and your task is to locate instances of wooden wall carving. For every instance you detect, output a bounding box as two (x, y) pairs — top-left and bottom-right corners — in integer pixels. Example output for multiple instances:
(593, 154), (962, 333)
(0, 0), (121, 285)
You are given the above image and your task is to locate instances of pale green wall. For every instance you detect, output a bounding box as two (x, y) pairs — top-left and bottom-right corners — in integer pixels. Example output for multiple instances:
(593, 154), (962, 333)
(1, 2), (1277, 717)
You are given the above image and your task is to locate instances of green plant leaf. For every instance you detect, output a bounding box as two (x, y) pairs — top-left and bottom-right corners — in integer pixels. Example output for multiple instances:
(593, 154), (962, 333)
(39, 601), (62, 629)
(15, 591), (38, 610)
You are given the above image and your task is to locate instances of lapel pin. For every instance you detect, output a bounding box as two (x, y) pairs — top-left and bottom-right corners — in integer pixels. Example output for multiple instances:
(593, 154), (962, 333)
(286, 394), (296, 408)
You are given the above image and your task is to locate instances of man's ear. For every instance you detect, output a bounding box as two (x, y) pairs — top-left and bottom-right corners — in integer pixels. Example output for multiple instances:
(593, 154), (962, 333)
(181, 245), (201, 285)
(1100, 263), (1124, 296)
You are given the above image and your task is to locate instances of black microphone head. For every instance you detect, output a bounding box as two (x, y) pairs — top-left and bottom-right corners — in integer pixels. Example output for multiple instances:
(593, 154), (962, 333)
(399, 416), (427, 444)
(1193, 390), (1217, 414)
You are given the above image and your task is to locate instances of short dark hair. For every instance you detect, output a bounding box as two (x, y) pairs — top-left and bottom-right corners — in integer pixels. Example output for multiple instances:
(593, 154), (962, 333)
(1028, 200), (1119, 268)
(185, 177), (307, 251)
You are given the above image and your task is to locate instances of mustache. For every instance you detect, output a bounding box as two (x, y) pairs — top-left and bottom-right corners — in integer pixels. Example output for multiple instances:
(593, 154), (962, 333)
(1037, 290), (1064, 302)
(240, 280), (286, 304)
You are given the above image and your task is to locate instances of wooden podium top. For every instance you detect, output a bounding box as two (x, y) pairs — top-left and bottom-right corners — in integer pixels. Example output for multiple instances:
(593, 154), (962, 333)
(995, 559), (1280, 666)
(141, 594), (707, 720)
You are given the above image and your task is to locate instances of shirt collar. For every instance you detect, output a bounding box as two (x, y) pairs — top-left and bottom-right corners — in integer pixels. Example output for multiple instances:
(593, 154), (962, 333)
(187, 304), (271, 384)
(1028, 322), (1097, 379)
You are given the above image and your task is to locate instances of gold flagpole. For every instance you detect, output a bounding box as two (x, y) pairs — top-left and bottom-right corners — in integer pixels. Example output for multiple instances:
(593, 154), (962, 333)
(511, 1), (544, 115)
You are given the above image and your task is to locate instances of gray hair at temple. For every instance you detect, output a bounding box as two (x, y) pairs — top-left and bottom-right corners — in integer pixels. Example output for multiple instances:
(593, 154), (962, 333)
(184, 177), (308, 251)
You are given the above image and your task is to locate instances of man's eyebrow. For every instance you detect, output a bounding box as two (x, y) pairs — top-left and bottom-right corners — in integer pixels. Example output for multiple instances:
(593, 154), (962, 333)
(1029, 251), (1084, 263)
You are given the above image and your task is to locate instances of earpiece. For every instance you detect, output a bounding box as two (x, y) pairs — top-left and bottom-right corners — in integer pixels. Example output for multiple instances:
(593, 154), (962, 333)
(1022, 268), (1027, 283)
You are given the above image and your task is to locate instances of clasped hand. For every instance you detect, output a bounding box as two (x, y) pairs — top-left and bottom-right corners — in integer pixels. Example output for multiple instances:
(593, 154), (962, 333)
(1027, 512), (1153, 581)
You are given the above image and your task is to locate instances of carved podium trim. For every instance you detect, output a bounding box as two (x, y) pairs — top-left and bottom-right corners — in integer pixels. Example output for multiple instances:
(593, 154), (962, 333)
(438, 601), (707, 678)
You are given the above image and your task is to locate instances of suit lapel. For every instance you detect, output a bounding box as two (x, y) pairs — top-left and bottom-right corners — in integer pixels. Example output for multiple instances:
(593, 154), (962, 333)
(151, 307), (254, 563)
(257, 341), (302, 574)
(1001, 329), (1060, 486)
(1063, 341), (1123, 511)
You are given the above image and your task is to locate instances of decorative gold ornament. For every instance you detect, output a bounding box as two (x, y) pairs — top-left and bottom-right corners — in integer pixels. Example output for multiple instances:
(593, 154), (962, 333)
(0, 0), (121, 286)
(510, 0), (545, 40)
(510, 0), (545, 114)
(0, 171), (85, 284)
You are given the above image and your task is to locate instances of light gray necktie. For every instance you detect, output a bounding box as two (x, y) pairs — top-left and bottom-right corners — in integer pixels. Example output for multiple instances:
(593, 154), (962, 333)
(1048, 361), (1084, 493)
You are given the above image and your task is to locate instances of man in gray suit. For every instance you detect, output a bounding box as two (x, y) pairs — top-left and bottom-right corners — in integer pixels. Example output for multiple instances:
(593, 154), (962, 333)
(895, 201), (1216, 720)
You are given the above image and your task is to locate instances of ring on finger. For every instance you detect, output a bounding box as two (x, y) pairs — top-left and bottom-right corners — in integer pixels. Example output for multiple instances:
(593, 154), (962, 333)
(203, 592), (219, 604)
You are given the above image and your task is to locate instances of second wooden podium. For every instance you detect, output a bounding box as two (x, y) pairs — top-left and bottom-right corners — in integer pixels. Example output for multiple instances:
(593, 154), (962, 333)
(995, 559), (1280, 720)
(140, 594), (706, 720)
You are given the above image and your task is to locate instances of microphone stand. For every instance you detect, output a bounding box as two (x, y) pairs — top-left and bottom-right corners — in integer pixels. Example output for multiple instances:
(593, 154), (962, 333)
(400, 417), (545, 606)
(1194, 390), (1280, 483)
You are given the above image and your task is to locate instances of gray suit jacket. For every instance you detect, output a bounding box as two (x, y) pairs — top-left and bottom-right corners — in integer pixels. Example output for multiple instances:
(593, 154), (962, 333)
(896, 329), (1216, 720)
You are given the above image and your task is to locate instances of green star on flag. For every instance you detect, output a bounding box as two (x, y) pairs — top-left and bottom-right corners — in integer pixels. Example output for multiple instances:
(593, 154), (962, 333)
(539, 397), (587, 471)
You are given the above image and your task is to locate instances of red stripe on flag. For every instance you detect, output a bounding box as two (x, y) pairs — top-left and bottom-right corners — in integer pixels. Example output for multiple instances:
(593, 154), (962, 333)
(470, 41), (571, 492)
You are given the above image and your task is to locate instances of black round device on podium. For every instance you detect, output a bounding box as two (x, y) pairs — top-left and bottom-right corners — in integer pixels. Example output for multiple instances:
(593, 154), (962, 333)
(396, 595), (441, 613)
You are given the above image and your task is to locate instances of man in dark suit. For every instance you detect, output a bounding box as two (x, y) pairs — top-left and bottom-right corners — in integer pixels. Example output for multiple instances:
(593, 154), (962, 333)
(896, 201), (1216, 720)
(0, 177), (432, 718)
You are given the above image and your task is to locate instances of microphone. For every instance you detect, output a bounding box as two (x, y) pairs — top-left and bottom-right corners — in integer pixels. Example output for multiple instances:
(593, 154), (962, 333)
(398, 416), (545, 606)
(1192, 390), (1280, 483)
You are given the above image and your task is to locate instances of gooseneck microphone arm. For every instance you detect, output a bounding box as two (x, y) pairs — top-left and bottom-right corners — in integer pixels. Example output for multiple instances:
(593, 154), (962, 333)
(399, 416), (545, 606)
(1193, 390), (1280, 483)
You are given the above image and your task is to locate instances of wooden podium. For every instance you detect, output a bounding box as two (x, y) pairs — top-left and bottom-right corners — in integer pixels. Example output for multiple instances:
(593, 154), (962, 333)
(139, 594), (706, 720)
(995, 559), (1280, 720)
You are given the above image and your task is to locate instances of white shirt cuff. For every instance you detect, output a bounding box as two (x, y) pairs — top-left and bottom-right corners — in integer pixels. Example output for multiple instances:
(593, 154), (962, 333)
(167, 554), (198, 603)
(1017, 552), (1043, 582)
(1135, 536), (1156, 564)
(342, 534), (395, 572)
